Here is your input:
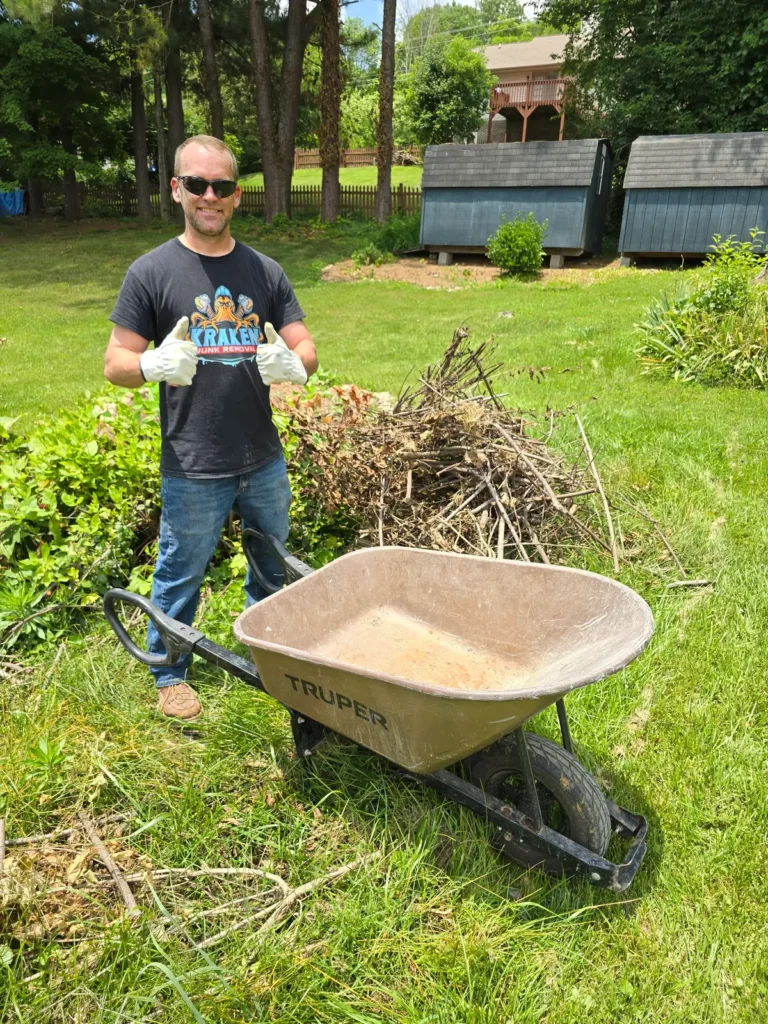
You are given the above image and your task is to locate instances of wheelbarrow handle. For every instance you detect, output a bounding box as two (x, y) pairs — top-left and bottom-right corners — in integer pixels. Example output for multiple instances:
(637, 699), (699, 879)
(103, 589), (204, 667)
(241, 528), (314, 595)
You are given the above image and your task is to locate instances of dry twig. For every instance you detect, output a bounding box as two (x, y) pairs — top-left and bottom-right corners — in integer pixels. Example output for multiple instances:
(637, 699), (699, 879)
(77, 809), (139, 918)
(196, 852), (380, 949)
(574, 414), (620, 573)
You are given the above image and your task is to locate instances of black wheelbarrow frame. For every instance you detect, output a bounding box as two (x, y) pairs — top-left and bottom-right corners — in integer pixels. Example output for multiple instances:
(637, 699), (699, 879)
(104, 529), (648, 892)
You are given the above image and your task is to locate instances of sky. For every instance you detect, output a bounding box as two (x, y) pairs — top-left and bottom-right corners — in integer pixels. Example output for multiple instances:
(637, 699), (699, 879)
(348, 0), (538, 31)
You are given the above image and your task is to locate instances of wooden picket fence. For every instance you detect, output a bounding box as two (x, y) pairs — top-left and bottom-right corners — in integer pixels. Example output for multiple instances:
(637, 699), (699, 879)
(36, 181), (421, 218)
(294, 146), (421, 169)
(237, 184), (421, 217)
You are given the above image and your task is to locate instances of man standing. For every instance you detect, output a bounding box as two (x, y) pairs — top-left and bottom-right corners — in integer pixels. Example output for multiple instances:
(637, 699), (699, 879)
(105, 135), (317, 721)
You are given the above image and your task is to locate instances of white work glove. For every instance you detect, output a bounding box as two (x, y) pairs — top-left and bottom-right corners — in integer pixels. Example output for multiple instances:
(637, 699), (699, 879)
(140, 317), (197, 386)
(256, 322), (308, 386)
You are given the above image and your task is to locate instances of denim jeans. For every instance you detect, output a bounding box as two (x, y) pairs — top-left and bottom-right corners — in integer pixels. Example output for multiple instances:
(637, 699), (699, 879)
(147, 453), (292, 687)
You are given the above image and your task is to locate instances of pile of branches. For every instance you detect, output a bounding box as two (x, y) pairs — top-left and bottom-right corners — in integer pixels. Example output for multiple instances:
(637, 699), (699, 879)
(285, 328), (621, 567)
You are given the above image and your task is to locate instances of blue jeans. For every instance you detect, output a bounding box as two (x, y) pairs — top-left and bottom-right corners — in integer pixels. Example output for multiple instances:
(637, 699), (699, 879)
(147, 454), (292, 687)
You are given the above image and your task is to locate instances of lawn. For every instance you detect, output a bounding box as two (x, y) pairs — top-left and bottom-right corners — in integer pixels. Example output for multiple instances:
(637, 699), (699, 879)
(239, 166), (423, 188)
(1, 220), (768, 1022)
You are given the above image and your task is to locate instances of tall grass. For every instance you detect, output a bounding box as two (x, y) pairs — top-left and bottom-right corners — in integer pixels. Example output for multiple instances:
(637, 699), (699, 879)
(636, 232), (768, 386)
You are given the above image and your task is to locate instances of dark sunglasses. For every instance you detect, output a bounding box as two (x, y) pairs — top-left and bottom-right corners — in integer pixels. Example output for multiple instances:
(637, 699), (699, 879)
(179, 175), (238, 198)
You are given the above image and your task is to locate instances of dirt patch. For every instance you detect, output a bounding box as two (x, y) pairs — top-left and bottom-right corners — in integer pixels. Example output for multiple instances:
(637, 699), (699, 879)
(321, 253), (660, 290)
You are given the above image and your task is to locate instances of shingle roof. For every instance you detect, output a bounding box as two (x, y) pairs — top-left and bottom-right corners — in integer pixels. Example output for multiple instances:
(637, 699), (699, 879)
(623, 133), (768, 189)
(422, 140), (605, 189)
(481, 35), (567, 72)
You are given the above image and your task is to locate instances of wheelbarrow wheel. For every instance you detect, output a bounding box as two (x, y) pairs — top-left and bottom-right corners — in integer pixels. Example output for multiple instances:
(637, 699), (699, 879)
(465, 732), (611, 874)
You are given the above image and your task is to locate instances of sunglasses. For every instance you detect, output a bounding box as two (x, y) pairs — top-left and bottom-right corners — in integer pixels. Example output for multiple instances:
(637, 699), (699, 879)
(178, 175), (238, 198)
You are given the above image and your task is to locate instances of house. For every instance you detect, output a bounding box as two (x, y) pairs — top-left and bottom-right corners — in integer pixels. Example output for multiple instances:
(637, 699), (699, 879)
(420, 139), (613, 265)
(618, 133), (768, 262)
(478, 34), (570, 144)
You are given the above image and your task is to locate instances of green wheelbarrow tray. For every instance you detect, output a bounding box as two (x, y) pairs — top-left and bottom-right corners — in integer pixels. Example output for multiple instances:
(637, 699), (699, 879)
(104, 534), (654, 892)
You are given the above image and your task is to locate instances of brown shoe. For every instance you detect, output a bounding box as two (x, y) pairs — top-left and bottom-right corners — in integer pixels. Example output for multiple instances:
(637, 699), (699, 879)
(157, 683), (202, 721)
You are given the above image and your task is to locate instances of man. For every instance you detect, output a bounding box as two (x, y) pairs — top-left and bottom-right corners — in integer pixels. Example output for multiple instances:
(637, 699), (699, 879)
(105, 134), (317, 721)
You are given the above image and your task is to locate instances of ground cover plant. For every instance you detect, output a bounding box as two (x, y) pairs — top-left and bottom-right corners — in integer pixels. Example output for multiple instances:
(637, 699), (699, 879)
(636, 232), (768, 386)
(1, 220), (768, 1021)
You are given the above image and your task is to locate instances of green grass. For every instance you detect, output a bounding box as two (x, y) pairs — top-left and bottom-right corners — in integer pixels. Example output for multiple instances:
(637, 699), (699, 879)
(2, 221), (768, 1021)
(239, 166), (423, 188)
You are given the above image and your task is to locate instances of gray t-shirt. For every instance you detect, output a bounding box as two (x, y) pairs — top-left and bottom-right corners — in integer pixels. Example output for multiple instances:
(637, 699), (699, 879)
(109, 238), (305, 478)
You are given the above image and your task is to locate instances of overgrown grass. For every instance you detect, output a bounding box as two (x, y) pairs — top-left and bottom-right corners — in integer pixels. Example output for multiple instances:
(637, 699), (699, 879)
(636, 233), (768, 386)
(239, 166), (423, 188)
(2, 222), (768, 1020)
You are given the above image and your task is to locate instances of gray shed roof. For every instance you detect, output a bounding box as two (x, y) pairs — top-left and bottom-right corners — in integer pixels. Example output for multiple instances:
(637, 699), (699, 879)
(422, 140), (607, 189)
(623, 133), (768, 189)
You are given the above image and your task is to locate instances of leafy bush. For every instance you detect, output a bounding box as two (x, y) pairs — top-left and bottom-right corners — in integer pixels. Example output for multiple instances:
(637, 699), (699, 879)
(487, 213), (547, 275)
(0, 390), (161, 649)
(636, 231), (768, 386)
(0, 180), (21, 192)
(373, 212), (421, 254)
(351, 242), (393, 267)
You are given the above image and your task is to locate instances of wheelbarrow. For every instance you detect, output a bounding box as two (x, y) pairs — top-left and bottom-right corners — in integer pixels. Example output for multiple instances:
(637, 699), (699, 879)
(104, 534), (654, 892)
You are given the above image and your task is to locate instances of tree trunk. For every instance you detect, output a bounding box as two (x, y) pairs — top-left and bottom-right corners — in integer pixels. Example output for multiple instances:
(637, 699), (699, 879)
(153, 69), (172, 222)
(61, 128), (80, 221)
(319, 0), (341, 222)
(276, 0), (308, 217)
(375, 0), (396, 223)
(131, 67), (153, 224)
(197, 0), (224, 138)
(26, 177), (43, 217)
(248, 0), (286, 221)
(165, 26), (186, 223)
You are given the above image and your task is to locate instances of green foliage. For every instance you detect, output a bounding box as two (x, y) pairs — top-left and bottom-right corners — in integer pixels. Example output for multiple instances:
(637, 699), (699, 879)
(0, 21), (123, 184)
(0, 389), (161, 649)
(398, 0), (538, 71)
(373, 212), (421, 253)
(0, 179), (21, 191)
(404, 36), (494, 146)
(540, 0), (768, 157)
(351, 242), (394, 267)
(487, 212), (548, 275)
(636, 231), (768, 387)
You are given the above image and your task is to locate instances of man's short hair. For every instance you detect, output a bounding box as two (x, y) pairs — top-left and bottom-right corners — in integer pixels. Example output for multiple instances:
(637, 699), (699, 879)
(174, 135), (239, 180)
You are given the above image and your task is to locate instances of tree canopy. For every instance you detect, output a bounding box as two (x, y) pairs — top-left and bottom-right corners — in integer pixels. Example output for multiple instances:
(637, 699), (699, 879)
(540, 0), (768, 158)
(404, 35), (494, 146)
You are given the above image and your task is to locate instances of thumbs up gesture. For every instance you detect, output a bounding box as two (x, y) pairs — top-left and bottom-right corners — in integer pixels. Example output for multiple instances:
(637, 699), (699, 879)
(256, 322), (308, 386)
(140, 317), (198, 386)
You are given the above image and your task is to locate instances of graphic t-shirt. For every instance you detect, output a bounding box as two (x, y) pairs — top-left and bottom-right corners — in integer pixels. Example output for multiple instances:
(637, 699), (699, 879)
(109, 238), (305, 478)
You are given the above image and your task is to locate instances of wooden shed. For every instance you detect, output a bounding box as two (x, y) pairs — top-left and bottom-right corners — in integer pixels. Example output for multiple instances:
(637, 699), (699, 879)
(419, 139), (612, 262)
(619, 133), (768, 261)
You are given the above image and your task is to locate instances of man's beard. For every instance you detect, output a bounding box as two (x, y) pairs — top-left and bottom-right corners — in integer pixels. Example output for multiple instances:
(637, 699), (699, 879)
(185, 203), (232, 236)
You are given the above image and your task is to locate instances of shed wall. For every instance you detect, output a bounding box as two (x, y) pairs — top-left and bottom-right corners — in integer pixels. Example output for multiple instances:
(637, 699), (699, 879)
(619, 187), (768, 256)
(420, 186), (589, 252)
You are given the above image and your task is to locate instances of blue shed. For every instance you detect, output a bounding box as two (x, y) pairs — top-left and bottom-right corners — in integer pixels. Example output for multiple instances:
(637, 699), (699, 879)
(619, 133), (768, 260)
(419, 139), (613, 260)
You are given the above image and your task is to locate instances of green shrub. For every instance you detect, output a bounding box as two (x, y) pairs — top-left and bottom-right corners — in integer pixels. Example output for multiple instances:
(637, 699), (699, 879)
(0, 389), (162, 649)
(351, 242), (393, 268)
(636, 231), (768, 387)
(487, 213), (547, 275)
(373, 212), (421, 254)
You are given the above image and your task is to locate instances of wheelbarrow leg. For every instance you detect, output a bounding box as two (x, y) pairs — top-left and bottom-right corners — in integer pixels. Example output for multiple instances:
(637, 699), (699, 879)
(290, 710), (328, 758)
(515, 728), (544, 832)
(556, 699), (573, 754)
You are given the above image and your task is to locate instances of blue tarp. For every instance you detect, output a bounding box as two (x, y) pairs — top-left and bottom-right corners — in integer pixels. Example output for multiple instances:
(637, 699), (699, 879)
(0, 191), (25, 216)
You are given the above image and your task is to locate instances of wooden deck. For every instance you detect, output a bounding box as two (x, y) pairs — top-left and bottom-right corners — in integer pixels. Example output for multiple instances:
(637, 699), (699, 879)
(487, 79), (569, 143)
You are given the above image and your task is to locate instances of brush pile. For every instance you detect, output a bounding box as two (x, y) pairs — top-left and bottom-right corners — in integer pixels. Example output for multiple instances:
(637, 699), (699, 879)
(281, 328), (620, 566)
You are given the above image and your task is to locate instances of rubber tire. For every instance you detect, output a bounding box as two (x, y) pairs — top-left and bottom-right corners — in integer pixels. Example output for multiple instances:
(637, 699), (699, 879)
(464, 732), (611, 875)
